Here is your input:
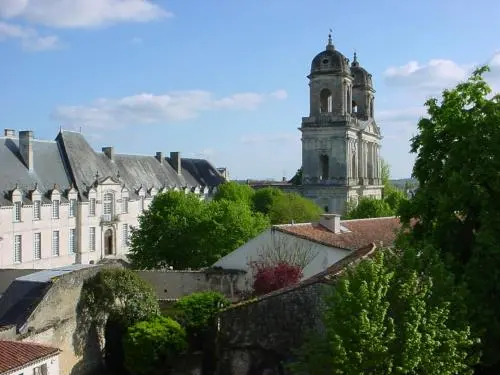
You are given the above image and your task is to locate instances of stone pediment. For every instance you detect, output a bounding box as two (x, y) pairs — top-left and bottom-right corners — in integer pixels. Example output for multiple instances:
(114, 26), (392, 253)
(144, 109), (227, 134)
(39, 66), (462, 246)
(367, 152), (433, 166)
(97, 176), (121, 185)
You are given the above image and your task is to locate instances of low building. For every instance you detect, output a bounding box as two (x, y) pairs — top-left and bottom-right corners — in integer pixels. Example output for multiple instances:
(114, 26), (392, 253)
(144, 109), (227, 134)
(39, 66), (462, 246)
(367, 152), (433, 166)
(0, 340), (60, 375)
(212, 214), (401, 290)
(0, 129), (225, 269)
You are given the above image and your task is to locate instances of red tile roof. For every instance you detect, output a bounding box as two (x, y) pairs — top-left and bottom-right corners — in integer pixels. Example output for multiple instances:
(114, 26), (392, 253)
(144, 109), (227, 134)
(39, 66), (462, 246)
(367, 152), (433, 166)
(274, 216), (401, 251)
(0, 340), (60, 374)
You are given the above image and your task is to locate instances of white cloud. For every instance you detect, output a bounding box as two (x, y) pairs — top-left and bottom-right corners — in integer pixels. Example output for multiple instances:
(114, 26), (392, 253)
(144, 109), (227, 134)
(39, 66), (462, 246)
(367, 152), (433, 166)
(270, 89), (288, 100)
(0, 0), (170, 29)
(0, 20), (59, 50)
(51, 89), (287, 128)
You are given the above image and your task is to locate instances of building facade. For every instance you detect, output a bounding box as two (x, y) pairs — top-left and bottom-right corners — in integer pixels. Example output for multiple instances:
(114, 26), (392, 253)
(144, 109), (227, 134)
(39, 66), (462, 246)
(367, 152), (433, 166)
(0, 129), (225, 269)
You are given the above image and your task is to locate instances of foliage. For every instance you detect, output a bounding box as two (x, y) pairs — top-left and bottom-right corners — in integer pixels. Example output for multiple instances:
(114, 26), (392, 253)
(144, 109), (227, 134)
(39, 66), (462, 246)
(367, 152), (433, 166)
(252, 187), (285, 215)
(173, 291), (230, 334)
(123, 316), (187, 375)
(128, 191), (269, 270)
(213, 181), (255, 206)
(268, 192), (323, 224)
(292, 250), (478, 375)
(80, 268), (159, 327)
(290, 167), (303, 185)
(344, 196), (395, 219)
(399, 66), (500, 371)
(251, 262), (303, 296)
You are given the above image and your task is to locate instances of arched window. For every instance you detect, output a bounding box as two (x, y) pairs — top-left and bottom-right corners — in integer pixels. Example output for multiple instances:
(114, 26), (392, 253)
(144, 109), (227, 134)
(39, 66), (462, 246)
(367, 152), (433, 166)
(352, 152), (357, 180)
(320, 154), (329, 180)
(103, 192), (114, 216)
(370, 98), (374, 117)
(320, 89), (333, 113)
(346, 88), (351, 114)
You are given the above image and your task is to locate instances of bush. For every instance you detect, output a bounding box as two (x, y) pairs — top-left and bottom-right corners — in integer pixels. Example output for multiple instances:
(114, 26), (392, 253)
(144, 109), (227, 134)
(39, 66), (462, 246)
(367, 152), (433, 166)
(174, 291), (230, 334)
(123, 316), (187, 375)
(251, 262), (303, 296)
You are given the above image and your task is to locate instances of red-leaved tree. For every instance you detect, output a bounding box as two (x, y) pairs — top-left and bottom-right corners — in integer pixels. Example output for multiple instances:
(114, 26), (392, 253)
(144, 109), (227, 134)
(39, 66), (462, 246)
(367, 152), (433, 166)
(248, 233), (318, 296)
(251, 261), (303, 295)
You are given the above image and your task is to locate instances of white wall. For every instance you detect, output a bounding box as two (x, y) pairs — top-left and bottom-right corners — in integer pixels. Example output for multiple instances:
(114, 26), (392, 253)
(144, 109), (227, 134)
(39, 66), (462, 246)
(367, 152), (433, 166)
(212, 228), (350, 290)
(4, 353), (60, 375)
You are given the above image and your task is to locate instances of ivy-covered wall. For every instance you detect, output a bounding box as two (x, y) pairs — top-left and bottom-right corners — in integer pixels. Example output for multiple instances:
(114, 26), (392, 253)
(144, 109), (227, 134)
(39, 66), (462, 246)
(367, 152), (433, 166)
(215, 281), (328, 375)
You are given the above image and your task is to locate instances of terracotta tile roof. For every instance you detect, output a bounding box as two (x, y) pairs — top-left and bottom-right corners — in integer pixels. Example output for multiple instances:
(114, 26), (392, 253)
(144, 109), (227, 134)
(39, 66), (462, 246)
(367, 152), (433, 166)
(0, 340), (60, 374)
(274, 216), (401, 251)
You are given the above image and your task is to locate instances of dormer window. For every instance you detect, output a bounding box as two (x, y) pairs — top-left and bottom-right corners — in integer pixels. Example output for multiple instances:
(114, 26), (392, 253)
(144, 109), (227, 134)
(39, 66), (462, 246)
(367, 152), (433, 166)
(140, 196), (145, 212)
(103, 192), (114, 216)
(33, 200), (41, 220)
(69, 198), (77, 217)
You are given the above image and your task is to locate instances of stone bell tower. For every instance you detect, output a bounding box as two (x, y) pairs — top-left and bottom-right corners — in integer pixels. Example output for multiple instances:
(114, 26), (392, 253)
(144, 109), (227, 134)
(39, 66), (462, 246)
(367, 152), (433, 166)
(300, 33), (383, 214)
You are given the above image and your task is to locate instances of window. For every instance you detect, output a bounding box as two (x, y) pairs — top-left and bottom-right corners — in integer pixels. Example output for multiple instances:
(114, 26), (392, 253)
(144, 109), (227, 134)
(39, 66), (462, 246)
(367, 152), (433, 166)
(52, 231), (60, 256)
(122, 224), (129, 248)
(14, 235), (22, 263)
(121, 197), (128, 214)
(52, 199), (59, 219)
(89, 227), (96, 251)
(320, 88), (333, 113)
(33, 200), (41, 220)
(34, 232), (41, 260)
(140, 196), (145, 211)
(320, 154), (329, 180)
(69, 198), (77, 217)
(14, 201), (22, 222)
(69, 228), (76, 254)
(33, 364), (47, 375)
(89, 198), (96, 216)
(103, 193), (113, 215)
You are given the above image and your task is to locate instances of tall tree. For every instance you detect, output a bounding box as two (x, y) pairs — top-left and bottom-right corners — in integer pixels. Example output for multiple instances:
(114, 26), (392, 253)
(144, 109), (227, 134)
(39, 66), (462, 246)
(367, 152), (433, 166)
(213, 181), (255, 206)
(399, 66), (500, 372)
(292, 250), (477, 375)
(268, 192), (323, 224)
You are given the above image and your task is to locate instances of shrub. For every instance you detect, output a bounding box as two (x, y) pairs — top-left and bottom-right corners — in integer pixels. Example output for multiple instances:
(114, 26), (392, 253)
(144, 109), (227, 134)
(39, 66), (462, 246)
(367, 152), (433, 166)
(251, 262), (303, 296)
(123, 316), (187, 375)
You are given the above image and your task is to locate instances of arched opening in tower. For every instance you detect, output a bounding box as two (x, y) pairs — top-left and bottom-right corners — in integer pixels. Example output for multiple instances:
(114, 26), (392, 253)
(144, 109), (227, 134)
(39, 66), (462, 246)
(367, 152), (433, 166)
(320, 89), (333, 113)
(369, 98), (374, 117)
(352, 101), (358, 114)
(320, 154), (329, 180)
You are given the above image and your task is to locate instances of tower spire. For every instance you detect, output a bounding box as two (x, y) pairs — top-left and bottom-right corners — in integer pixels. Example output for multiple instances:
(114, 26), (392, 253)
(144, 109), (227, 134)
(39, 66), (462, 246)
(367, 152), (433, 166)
(352, 50), (359, 67)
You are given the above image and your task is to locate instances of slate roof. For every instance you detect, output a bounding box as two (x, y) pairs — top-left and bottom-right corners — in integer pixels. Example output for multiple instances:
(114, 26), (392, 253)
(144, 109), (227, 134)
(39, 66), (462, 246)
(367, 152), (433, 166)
(274, 217), (401, 251)
(56, 130), (224, 201)
(0, 130), (225, 205)
(0, 136), (72, 206)
(0, 340), (60, 374)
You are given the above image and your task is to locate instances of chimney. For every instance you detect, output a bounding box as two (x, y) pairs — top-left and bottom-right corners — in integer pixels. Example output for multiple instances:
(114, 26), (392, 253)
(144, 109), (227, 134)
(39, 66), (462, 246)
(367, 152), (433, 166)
(102, 147), (114, 161)
(319, 213), (341, 234)
(4, 129), (15, 137)
(19, 130), (34, 171)
(282, 177), (286, 182)
(155, 152), (163, 164)
(170, 152), (181, 175)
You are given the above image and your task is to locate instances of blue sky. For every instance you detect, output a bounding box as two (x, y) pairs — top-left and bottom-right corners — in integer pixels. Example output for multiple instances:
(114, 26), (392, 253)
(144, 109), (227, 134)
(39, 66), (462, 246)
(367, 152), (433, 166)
(1, 0), (500, 180)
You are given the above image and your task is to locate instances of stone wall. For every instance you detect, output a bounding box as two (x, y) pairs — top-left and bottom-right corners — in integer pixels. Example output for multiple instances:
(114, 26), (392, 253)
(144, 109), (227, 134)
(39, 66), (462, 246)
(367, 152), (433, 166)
(215, 281), (328, 375)
(137, 268), (247, 302)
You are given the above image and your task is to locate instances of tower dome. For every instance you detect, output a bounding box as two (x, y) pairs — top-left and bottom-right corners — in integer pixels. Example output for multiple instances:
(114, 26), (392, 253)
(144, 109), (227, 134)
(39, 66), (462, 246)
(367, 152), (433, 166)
(350, 52), (373, 89)
(310, 33), (350, 76)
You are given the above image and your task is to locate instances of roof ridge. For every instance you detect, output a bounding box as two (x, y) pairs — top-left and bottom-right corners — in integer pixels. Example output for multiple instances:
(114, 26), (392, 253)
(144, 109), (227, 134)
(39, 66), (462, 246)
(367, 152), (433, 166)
(341, 216), (397, 223)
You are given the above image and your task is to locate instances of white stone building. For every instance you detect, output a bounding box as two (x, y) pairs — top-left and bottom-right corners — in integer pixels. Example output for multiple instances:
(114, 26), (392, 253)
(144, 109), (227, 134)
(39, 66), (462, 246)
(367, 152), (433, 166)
(213, 214), (401, 289)
(0, 340), (60, 375)
(0, 129), (225, 269)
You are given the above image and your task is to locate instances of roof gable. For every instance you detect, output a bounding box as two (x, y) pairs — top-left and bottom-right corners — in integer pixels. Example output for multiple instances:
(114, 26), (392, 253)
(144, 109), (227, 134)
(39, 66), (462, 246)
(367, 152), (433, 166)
(0, 340), (60, 373)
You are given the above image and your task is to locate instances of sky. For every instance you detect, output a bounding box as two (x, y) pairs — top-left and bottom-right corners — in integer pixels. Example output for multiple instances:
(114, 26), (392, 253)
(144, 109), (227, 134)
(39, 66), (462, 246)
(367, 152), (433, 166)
(1, 1), (500, 181)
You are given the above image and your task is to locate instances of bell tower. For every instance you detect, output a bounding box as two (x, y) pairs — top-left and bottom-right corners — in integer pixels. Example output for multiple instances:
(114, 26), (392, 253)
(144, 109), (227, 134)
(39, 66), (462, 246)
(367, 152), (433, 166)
(299, 33), (383, 214)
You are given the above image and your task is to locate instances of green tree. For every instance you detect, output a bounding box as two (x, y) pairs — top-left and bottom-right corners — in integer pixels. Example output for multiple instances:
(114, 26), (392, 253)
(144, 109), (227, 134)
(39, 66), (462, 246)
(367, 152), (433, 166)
(293, 250), (477, 375)
(213, 181), (255, 205)
(290, 167), (303, 185)
(252, 187), (285, 215)
(344, 197), (395, 219)
(268, 192), (323, 224)
(400, 66), (500, 371)
(123, 316), (187, 375)
(128, 191), (269, 270)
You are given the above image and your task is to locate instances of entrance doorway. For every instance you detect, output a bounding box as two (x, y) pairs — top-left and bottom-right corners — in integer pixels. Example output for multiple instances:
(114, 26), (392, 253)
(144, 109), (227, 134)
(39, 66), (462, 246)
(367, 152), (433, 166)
(104, 229), (114, 255)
